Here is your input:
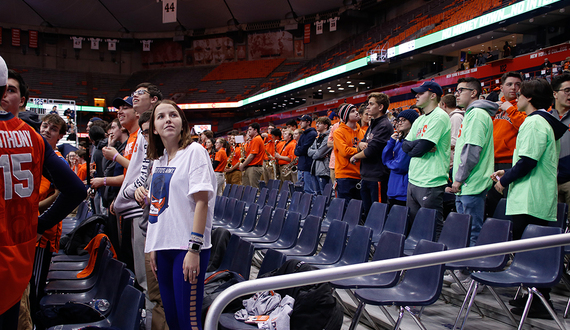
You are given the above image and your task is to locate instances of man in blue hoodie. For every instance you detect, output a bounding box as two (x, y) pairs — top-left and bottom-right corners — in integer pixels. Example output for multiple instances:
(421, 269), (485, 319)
(350, 92), (393, 217)
(447, 77), (498, 247)
(294, 115), (318, 194)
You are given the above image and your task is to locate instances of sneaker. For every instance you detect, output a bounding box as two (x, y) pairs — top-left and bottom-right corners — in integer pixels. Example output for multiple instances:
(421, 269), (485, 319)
(511, 300), (554, 320)
(443, 270), (470, 286)
(451, 281), (484, 295)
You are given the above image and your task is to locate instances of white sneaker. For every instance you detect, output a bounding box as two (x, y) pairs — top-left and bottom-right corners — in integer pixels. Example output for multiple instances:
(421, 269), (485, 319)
(443, 270), (470, 286)
(451, 280), (484, 295)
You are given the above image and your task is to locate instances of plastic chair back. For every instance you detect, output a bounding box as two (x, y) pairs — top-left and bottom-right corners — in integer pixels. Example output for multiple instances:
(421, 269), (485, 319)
(219, 198), (237, 225)
(234, 204), (259, 233)
(404, 207), (436, 254)
(265, 189), (279, 209)
(276, 190), (289, 210)
(269, 179), (281, 191)
(224, 201), (246, 229)
(344, 199), (363, 235)
(243, 187), (258, 206)
(316, 220), (349, 263)
(492, 198), (511, 220)
(308, 195), (327, 219)
(255, 188), (269, 208)
(264, 211), (301, 249)
(259, 208), (287, 242)
(322, 183), (333, 205)
(222, 184), (231, 197)
(337, 225), (372, 266)
(258, 249), (287, 277)
(110, 285), (145, 330)
(550, 202), (569, 230)
(287, 215), (322, 256)
(216, 234), (241, 272)
(213, 196), (228, 222)
(323, 198), (345, 224)
(258, 181), (267, 191)
(297, 193), (313, 219)
(229, 238), (255, 279)
(383, 205), (409, 236)
(233, 185), (245, 200)
(447, 218), (512, 271)
(228, 184), (238, 199)
(280, 181), (292, 196)
(241, 206), (273, 238)
(398, 240), (447, 305)
(288, 191), (302, 213)
(437, 212), (471, 250)
(364, 202), (389, 244)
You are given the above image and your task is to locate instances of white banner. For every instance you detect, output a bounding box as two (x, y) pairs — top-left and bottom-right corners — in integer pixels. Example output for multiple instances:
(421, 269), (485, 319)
(141, 40), (153, 51)
(106, 39), (118, 51)
(71, 36), (84, 49)
(89, 38), (101, 50)
(162, 0), (177, 23)
(315, 20), (324, 35)
(328, 17), (339, 32)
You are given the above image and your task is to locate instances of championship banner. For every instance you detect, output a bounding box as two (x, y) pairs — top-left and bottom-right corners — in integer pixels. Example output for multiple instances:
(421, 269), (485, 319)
(303, 24), (310, 44)
(29, 30), (38, 48)
(12, 29), (21, 47)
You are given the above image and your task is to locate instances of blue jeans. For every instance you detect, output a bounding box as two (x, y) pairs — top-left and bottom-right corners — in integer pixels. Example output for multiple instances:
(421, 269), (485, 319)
(301, 171), (317, 195)
(455, 189), (488, 246)
(315, 176), (330, 195)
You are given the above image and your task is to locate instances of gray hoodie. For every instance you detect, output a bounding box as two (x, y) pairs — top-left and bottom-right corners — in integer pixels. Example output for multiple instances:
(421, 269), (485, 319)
(454, 100), (499, 183)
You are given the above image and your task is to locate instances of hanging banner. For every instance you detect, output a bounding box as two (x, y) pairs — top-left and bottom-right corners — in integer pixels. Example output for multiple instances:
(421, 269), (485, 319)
(142, 40), (153, 51)
(303, 24), (310, 44)
(71, 36), (84, 49)
(329, 17), (339, 32)
(162, 0), (177, 23)
(29, 30), (38, 48)
(12, 29), (21, 47)
(106, 39), (118, 51)
(315, 20), (323, 35)
(89, 38), (101, 50)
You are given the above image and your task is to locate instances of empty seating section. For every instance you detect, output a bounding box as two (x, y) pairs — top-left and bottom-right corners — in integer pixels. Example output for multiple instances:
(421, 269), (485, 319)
(201, 58), (285, 81)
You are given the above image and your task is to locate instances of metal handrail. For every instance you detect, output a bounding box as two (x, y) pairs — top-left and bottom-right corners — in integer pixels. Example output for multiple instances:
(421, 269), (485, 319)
(204, 233), (570, 330)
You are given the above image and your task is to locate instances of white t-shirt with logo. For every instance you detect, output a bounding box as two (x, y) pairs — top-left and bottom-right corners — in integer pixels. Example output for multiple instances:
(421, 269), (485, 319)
(145, 142), (217, 252)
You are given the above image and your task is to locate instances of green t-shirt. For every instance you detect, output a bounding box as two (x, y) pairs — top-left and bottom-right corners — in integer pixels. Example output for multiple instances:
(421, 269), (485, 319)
(506, 114), (559, 221)
(452, 107), (494, 195)
(406, 107), (451, 187)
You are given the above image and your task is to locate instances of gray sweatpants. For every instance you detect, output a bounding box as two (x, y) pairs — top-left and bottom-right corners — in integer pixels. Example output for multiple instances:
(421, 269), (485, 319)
(406, 182), (446, 240)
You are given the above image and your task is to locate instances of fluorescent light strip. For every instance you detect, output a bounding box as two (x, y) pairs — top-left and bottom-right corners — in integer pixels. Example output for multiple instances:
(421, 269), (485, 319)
(387, 0), (562, 58)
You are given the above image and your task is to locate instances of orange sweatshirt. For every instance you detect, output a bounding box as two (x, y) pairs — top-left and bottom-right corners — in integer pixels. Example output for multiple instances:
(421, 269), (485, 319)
(493, 97), (526, 163)
(333, 123), (364, 179)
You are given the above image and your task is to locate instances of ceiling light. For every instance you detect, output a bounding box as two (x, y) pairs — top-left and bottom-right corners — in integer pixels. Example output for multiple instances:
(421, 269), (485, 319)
(338, 87), (344, 90)
(318, 89), (322, 92)
(337, 84), (341, 87)
(327, 86), (332, 89)
(348, 85), (354, 88)
(329, 90), (335, 92)
(346, 81), (351, 84)
(359, 82), (366, 85)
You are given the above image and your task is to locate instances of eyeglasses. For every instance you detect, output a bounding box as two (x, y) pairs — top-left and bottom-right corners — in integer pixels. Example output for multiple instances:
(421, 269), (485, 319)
(556, 88), (570, 95)
(454, 87), (474, 95)
(396, 118), (407, 123)
(131, 90), (149, 97)
(141, 129), (149, 136)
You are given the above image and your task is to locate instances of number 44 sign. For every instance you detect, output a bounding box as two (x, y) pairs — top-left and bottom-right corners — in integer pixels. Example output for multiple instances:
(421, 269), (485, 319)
(160, 0), (177, 24)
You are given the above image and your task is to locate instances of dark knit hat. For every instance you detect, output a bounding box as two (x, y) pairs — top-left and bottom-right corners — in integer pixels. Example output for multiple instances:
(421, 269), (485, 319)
(397, 109), (419, 124)
(338, 103), (356, 123)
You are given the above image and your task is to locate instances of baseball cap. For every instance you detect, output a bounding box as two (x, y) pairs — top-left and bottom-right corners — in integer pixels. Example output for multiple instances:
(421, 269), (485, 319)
(0, 56), (7, 87)
(298, 114), (312, 122)
(411, 80), (443, 96)
(112, 96), (134, 109)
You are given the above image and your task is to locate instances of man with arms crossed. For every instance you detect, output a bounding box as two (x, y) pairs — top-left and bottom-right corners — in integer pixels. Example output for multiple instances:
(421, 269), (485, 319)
(402, 81), (451, 238)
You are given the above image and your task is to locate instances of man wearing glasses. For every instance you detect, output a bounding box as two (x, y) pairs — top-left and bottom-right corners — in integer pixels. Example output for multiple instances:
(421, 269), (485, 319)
(446, 77), (498, 247)
(113, 83), (165, 329)
(551, 74), (570, 213)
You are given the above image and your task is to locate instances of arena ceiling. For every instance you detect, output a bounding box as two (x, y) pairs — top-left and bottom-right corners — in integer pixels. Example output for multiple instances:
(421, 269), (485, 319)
(0, 0), (348, 33)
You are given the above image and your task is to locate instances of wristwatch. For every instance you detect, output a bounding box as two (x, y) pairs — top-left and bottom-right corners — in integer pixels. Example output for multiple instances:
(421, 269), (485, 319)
(188, 243), (202, 253)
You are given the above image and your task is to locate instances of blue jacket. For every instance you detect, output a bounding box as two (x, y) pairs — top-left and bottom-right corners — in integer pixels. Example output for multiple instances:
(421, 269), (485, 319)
(382, 137), (411, 201)
(294, 127), (318, 172)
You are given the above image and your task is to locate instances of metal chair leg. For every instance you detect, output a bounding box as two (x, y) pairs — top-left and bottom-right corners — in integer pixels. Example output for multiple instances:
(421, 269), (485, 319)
(517, 291), (534, 330)
(349, 301), (365, 330)
(459, 281), (481, 330)
(405, 306), (428, 330)
(452, 279), (475, 330)
(392, 306), (405, 330)
(487, 286), (519, 327)
(345, 290), (381, 330)
(530, 287), (567, 330)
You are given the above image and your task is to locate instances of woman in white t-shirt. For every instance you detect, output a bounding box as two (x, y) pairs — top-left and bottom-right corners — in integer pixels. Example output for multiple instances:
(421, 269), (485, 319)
(144, 100), (216, 330)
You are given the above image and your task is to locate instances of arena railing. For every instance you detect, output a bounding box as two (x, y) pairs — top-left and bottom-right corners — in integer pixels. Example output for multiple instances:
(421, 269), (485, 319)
(204, 232), (570, 330)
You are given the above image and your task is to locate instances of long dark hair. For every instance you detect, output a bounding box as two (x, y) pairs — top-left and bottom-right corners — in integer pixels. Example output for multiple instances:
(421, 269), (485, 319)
(147, 100), (193, 160)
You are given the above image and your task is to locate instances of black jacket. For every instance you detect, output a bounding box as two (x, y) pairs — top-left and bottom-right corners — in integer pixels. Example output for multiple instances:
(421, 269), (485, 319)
(294, 127), (318, 172)
(360, 114), (393, 181)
